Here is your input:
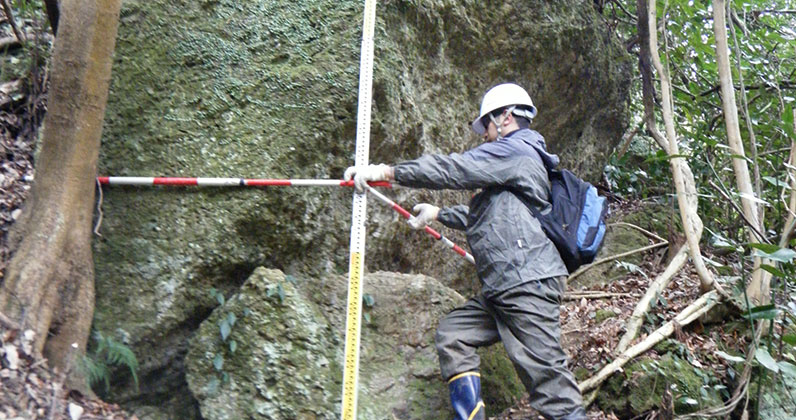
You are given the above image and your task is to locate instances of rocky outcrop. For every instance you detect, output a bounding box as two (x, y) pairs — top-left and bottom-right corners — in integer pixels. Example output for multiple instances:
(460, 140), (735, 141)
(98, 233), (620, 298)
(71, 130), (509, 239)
(92, 0), (630, 417)
(185, 268), (522, 420)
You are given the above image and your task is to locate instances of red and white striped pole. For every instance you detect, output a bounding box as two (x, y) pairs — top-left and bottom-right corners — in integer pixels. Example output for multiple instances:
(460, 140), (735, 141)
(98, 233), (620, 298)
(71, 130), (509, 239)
(92, 176), (393, 188)
(365, 185), (475, 265)
(23, 174), (472, 263)
(23, 175), (392, 188)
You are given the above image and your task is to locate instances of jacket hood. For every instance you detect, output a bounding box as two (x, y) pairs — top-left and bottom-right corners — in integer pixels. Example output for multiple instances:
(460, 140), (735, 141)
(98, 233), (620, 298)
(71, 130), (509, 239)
(506, 128), (560, 170)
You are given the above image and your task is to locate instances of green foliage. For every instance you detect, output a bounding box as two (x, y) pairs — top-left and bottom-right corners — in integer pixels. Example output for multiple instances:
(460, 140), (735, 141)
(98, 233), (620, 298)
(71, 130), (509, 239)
(80, 331), (139, 393)
(600, 4), (796, 411)
(207, 288), (250, 388)
(600, 0), (796, 245)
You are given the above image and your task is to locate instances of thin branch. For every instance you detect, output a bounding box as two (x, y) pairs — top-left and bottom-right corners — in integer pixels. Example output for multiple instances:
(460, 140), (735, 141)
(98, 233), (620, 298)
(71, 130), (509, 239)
(580, 290), (721, 393)
(615, 244), (689, 354)
(783, 110), (796, 243)
(611, 0), (637, 22)
(616, 122), (642, 159)
(759, 147), (793, 157)
(750, 9), (796, 15)
(564, 291), (632, 300)
(608, 221), (667, 243)
(1, 0), (23, 43)
(0, 310), (20, 330)
(568, 241), (668, 283)
(651, 0), (716, 293)
(699, 80), (796, 97)
(729, 0), (764, 227)
(707, 180), (770, 244)
(0, 34), (24, 50)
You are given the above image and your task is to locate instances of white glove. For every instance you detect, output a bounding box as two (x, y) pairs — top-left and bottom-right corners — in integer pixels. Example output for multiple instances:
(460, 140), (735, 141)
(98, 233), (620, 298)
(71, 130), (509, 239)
(343, 164), (392, 192)
(408, 203), (439, 230)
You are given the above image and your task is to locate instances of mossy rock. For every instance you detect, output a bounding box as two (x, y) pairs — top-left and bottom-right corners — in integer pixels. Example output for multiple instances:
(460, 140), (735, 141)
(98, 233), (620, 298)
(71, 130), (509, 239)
(92, 0), (630, 416)
(185, 268), (525, 419)
(598, 353), (723, 417)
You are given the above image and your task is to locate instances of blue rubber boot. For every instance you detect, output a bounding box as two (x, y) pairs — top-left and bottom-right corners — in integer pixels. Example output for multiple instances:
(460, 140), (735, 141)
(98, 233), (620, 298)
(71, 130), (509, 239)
(448, 372), (485, 420)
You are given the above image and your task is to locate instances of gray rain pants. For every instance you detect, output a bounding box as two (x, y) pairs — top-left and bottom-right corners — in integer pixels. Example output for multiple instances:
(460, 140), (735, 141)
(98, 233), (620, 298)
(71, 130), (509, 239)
(435, 277), (584, 419)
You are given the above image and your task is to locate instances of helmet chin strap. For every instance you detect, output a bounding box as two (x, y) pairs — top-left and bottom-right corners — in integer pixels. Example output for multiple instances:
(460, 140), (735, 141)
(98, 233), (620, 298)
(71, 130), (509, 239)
(488, 106), (516, 140)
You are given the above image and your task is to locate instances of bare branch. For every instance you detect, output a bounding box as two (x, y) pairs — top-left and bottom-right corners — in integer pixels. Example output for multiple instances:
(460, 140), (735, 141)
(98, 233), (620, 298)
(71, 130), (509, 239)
(563, 291), (632, 300)
(707, 180), (770, 244)
(649, 0), (716, 292)
(568, 241), (668, 283)
(615, 244), (689, 354)
(0, 0), (23, 43)
(609, 221), (667, 243)
(579, 290), (721, 392)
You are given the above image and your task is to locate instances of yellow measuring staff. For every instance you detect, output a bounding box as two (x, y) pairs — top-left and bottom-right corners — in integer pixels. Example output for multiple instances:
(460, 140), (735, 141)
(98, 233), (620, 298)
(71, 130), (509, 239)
(341, 0), (378, 418)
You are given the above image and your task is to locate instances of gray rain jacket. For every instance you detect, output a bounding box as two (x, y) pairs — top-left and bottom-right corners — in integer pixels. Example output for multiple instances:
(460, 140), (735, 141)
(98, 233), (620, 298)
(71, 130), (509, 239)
(393, 128), (568, 297)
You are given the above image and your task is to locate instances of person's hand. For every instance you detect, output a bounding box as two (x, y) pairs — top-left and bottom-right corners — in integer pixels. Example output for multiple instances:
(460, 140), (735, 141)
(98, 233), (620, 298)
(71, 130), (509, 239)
(408, 203), (439, 229)
(343, 164), (392, 192)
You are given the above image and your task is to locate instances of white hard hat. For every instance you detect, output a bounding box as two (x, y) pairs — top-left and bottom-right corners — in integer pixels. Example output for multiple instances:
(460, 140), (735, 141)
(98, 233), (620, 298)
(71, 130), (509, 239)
(471, 83), (538, 135)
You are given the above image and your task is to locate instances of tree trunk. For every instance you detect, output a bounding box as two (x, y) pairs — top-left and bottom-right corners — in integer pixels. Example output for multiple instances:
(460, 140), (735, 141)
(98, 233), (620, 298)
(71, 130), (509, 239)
(0, 0), (121, 390)
(647, 0), (715, 293)
(712, 0), (770, 305)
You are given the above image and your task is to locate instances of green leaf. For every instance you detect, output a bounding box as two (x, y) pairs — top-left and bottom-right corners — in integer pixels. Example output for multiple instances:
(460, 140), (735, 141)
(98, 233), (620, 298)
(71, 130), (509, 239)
(220, 320), (231, 341)
(666, 154), (691, 160)
(737, 192), (769, 206)
(711, 236), (737, 250)
(748, 243), (781, 254)
(229, 340), (237, 353)
(729, 153), (753, 163)
(783, 104), (795, 139)
(216, 293), (225, 306)
(754, 348), (779, 373)
(715, 350), (745, 363)
(759, 264), (786, 278)
(213, 354), (224, 371)
(363, 293), (375, 307)
(742, 304), (779, 320)
(752, 247), (796, 264)
(783, 334), (796, 346)
(227, 312), (237, 327)
(762, 176), (791, 189)
(363, 312), (371, 323)
(779, 361), (796, 377)
(277, 284), (285, 302)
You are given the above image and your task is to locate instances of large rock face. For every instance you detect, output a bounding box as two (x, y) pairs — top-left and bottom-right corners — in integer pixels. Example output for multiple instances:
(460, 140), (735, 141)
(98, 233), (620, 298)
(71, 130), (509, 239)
(185, 268), (523, 420)
(93, 0), (630, 417)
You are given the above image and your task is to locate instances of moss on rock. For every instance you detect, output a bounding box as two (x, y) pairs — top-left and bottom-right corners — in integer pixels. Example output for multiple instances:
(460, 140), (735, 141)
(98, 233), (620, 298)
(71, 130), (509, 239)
(93, 0), (630, 417)
(598, 353), (724, 417)
(186, 268), (526, 419)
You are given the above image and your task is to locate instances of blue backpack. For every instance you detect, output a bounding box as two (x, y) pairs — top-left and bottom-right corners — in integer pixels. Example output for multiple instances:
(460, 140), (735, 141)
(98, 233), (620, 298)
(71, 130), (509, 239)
(514, 160), (608, 273)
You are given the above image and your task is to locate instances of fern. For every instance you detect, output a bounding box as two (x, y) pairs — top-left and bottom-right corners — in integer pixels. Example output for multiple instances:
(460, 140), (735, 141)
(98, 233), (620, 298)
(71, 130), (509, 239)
(80, 330), (140, 392)
(80, 355), (110, 392)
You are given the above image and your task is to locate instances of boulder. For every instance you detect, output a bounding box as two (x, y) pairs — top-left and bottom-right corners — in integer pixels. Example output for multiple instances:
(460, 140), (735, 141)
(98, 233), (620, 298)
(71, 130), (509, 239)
(597, 350), (724, 417)
(185, 268), (523, 419)
(92, 0), (630, 416)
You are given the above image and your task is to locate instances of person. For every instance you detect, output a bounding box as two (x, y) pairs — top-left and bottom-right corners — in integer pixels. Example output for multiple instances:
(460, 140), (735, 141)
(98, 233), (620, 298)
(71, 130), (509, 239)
(344, 83), (587, 420)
